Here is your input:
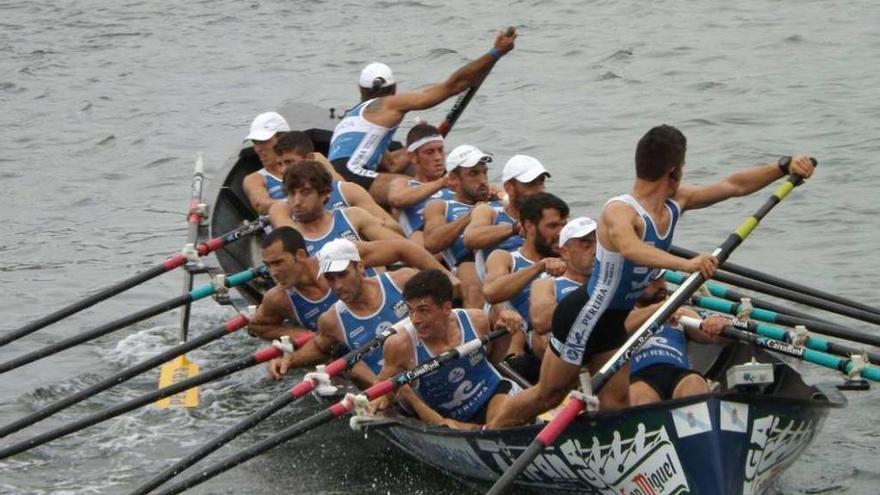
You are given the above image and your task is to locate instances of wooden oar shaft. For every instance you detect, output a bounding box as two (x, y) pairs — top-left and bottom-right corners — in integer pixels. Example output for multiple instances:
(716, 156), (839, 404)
(670, 244), (880, 317)
(0, 315), (248, 439)
(0, 342), (297, 461)
(487, 170), (812, 494)
(0, 267), (265, 375)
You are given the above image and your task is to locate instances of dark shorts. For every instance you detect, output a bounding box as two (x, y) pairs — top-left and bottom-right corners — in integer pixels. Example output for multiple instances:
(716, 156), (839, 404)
(331, 157), (377, 190)
(467, 379), (516, 424)
(549, 284), (630, 366)
(631, 363), (703, 401)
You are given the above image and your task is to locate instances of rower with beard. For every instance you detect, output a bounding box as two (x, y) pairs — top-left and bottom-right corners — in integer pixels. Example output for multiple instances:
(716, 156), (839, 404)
(422, 144), (493, 308)
(250, 226), (455, 341)
(387, 123), (454, 246)
(268, 239), (444, 389)
(464, 155), (551, 281)
(483, 193), (569, 365)
(268, 160), (404, 261)
(527, 216), (597, 362)
(241, 111), (291, 214)
(273, 131), (402, 233)
(627, 271), (730, 405)
(377, 269), (521, 429)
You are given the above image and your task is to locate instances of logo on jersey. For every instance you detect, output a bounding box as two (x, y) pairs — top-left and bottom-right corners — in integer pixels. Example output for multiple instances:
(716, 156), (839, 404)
(392, 299), (408, 319)
(448, 367), (466, 383)
(375, 321), (392, 338)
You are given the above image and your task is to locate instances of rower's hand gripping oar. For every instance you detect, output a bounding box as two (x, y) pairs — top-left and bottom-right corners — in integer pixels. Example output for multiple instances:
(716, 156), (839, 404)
(0, 266), (269, 375)
(131, 318), (409, 495)
(436, 26), (516, 137)
(486, 161), (817, 495)
(0, 333), (314, 461)
(0, 217), (268, 348)
(0, 308), (255, 439)
(151, 326), (510, 495)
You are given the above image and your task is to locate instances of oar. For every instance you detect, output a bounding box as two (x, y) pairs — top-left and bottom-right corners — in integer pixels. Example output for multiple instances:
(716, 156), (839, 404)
(0, 266), (268, 375)
(670, 244), (880, 317)
(486, 164), (815, 495)
(152, 326), (510, 495)
(436, 26), (516, 137)
(0, 334), (312, 461)
(0, 311), (253, 439)
(664, 271), (835, 324)
(691, 294), (880, 349)
(0, 217), (268, 348)
(132, 320), (405, 495)
(178, 153), (207, 343)
(679, 316), (880, 382)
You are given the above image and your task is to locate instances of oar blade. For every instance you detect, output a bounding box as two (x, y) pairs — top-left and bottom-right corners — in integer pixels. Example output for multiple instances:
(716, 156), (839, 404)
(156, 356), (200, 409)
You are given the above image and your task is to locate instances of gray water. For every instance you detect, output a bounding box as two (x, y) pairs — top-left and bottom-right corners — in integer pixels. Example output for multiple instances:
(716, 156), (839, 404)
(1, 0), (879, 493)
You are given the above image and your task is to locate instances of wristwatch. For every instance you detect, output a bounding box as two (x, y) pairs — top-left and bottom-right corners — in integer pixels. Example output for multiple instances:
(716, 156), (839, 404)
(778, 156), (791, 176)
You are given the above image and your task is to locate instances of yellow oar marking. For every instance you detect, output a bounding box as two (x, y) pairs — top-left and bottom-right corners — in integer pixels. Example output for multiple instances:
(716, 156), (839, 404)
(156, 355), (200, 409)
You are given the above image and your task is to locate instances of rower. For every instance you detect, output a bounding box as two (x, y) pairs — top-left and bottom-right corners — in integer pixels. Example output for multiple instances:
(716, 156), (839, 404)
(627, 271), (729, 405)
(483, 192), (569, 365)
(488, 125), (816, 427)
(241, 111), (291, 214)
(423, 144), (494, 308)
(464, 154), (550, 281)
(251, 226), (455, 341)
(387, 123), (453, 246)
(377, 269), (522, 429)
(267, 239), (416, 389)
(267, 160), (403, 259)
(274, 130), (402, 232)
(527, 216), (597, 361)
(326, 28), (517, 208)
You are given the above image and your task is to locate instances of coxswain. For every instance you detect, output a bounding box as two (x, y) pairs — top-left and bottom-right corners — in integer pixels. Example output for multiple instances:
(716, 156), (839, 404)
(241, 111), (291, 214)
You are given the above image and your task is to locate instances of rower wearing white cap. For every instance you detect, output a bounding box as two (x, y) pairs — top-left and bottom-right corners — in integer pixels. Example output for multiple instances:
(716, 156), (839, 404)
(387, 123), (454, 246)
(242, 111), (291, 214)
(422, 144), (494, 308)
(267, 238), (416, 389)
(483, 193), (569, 362)
(464, 154), (551, 281)
(527, 216), (597, 360)
(326, 28), (517, 208)
(252, 226), (453, 342)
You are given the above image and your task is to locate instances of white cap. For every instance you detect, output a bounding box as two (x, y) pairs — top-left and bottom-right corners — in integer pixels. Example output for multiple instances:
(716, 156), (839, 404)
(317, 239), (361, 275)
(559, 216), (597, 246)
(359, 62), (395, 89)
(502, 154), (550, 183)
(245, 112), (290, 142)
(445, 144), (493, 172)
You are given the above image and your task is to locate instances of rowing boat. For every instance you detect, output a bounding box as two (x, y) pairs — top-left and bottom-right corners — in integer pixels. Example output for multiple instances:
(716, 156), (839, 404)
(205, 102), (846, 494)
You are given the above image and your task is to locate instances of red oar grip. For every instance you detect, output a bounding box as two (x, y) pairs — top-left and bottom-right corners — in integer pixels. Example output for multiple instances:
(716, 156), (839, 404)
(535, 397), (586, 446)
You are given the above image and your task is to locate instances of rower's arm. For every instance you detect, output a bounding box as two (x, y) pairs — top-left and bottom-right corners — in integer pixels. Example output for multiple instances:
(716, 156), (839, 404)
(348, 361), (380, 389)
(528, 278), (557, 337)
(267, 311), (338, 380)
(463, 203), (515, 250)
(248, 287), (306, 340)
(267, 201), (296, 229)
(387, 177), (447, 209)
(340, 182), (404, 234)
(358, 241), (448, 274)
(483, 251), (543, 304)
(243, 172), (278, 215)
(604, 202), (691, 272)
(422, 200), (470, 253)
(346, 206), (404, 241)
(310, 152), (344, 181)
(624, 302), (665, 333)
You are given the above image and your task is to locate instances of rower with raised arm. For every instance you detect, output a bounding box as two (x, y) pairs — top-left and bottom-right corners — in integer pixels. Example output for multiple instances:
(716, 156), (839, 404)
(267, 160), (403, 259)
(326, 28), (517, 207)
(274, 131), (402, 233)
(376, 269), (521, 429)
(487, 124), (816, 427)
(464, 155), (550, 281)
(627, 271), (729, 405)
(422, 144), (494, 308)
(387, 123), (454, 246)
(527, 216), (597, 361)
(251, 226), (455, 341)
(241, 111), (291, 214)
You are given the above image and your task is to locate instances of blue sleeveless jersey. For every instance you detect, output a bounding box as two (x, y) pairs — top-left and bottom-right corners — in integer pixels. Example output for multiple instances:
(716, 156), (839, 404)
(475, 203), (524, 280)
(258, 169), (285, 200)
(630, 322), (690, 374)
(325, 180), (351, 211)
(335, 273), (408, 374)
(439, 199), (475, 268)
(327, 99), (398, 173)
(287, 287), (337, 331)
(507, 250), (542, 329)
(302, 209), (361, 257)
(410, 309), (502, 422)
(554, 276), (583, 302)
(398, 179), (454, 236)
